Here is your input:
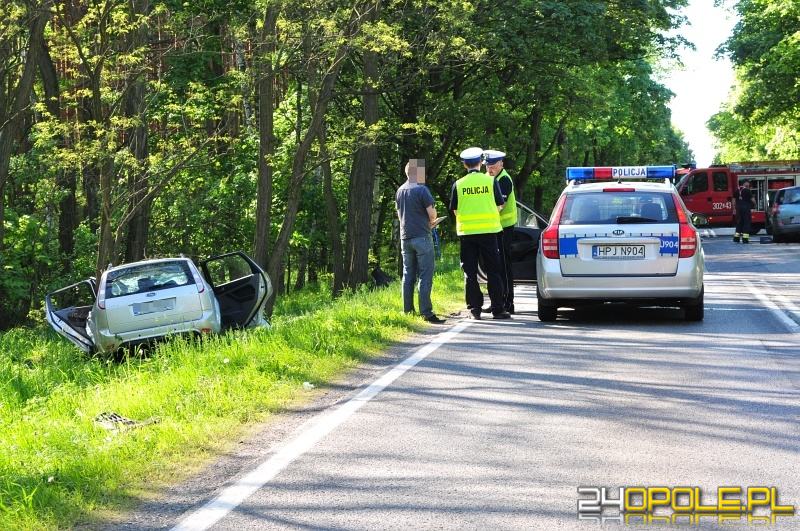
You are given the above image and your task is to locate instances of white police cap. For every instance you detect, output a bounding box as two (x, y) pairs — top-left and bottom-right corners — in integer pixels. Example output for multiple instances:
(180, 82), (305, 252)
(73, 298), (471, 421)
(483, 149), (506, 164)
(459, 147), (483, 164)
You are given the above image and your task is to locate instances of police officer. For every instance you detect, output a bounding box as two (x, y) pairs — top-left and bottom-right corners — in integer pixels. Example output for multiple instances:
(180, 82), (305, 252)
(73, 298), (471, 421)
(483, 149), (516, 314)
(449, 147), (510, 320)
(733, 180), (754, 243)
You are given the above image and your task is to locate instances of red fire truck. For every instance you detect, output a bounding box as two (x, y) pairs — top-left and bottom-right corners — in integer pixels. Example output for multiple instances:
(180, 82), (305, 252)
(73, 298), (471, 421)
(675, 161), (800, 233)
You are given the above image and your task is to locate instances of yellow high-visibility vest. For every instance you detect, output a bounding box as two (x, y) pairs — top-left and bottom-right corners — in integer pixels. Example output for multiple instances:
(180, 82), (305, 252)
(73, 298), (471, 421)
(497, 169), (517, 228)
(455, 171), (502, 235)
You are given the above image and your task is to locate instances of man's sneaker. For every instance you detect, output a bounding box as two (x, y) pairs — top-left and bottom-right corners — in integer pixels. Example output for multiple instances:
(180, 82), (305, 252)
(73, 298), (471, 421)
(492, 311), (511, 320)
(470, 312), (482, 320)
(423, 314), (446, 324)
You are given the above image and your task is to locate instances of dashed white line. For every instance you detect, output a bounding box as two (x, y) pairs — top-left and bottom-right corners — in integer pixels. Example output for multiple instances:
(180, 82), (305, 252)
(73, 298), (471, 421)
(171, 319), (473, 531)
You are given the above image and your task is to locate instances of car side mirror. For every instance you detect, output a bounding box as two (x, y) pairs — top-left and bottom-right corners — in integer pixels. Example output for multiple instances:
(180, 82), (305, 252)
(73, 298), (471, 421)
(690, 213), (708, 227)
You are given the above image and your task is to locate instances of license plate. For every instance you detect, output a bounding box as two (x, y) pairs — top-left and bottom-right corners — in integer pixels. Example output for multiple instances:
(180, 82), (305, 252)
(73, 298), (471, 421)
(132, 298), (176, 316)
(592, 245), (646, 259)
(791, 216), (800, 224)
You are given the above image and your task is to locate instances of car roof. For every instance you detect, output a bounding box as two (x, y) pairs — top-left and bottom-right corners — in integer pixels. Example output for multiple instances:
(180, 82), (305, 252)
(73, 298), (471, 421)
(107, 257), (193, 273)
(564, 179), (675, 194)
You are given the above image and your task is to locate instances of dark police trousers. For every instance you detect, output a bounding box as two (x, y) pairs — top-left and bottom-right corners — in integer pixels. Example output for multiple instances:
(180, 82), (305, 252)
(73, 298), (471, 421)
(460, 232), (504, 315)
(735, 202), (752, 235)
(498, 226), (515, 311)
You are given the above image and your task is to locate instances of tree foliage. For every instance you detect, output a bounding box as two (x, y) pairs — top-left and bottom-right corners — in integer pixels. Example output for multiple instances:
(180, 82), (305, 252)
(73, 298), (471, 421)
(0, 0), (692, 328)
(709, 0), (800, 161)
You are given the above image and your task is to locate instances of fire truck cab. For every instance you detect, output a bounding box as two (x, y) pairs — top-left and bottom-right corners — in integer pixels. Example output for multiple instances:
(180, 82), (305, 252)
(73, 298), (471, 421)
(675, 161), (800, 234)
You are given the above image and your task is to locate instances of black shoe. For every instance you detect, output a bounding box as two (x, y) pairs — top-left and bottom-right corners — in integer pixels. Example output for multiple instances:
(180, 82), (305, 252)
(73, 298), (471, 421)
(470, 312), (482, 320)
(505, 304), (515, 314)
(492, 311), (511, 319)
(423, 314), (446, 324)
(481, 307), (493, 313)
(732, 236), (740, 243)
(743, 238), (749, 244)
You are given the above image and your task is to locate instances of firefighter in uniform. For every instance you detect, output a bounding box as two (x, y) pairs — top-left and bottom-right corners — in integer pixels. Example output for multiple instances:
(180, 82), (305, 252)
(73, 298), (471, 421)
(733, 180), (754, 243)
(483, 149), (516, 314)
(449, 147), (510, 320)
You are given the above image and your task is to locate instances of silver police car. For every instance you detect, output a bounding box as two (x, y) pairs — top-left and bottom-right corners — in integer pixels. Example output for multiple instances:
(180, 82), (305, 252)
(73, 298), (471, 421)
(46, 251), (271, 354)
(536, 166), (704, 322)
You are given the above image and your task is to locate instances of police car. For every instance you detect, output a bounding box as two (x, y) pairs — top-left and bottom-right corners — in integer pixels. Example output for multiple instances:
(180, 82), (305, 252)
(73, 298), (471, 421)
(536, 166), (705, 322)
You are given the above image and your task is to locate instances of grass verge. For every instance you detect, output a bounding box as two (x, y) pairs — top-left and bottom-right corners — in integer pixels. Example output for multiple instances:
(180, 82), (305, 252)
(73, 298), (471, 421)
(0, 251), (465, 530)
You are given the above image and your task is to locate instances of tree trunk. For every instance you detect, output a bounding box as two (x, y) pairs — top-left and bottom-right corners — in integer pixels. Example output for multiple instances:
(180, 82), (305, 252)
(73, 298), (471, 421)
(36, 24), (77, 259)
(124, 0), (151, 263)
(253, 5), (279, 270)
(320, 121), (345, 294)
(344, 40), (380, 289)
(0, 2), (50, 248)
(264, 4), (367, 315)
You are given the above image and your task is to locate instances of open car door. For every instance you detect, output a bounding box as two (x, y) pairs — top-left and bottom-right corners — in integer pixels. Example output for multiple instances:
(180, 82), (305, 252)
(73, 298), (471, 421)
(510, 202), (548, 282)
(201, 251), (271, 329)
(45, 280), (97, 353)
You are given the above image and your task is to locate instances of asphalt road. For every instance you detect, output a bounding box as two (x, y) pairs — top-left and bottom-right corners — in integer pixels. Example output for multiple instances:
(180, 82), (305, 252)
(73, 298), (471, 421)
(113, 235), (800, 530)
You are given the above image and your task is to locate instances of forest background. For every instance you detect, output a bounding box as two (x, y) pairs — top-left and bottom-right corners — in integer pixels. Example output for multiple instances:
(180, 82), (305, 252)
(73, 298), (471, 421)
(0, 0), (795, 327)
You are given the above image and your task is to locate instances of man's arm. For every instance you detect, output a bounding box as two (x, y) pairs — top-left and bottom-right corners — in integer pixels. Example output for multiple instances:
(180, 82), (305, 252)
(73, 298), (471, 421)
(427, 205), (437, 227)
(493, 180), (505, 212)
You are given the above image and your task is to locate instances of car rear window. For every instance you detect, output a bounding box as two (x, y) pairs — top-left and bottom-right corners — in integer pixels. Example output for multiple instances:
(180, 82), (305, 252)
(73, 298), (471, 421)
(106, 261), (195, 298)
(561, 191), (678, 225)
(781, 188), (800, 204)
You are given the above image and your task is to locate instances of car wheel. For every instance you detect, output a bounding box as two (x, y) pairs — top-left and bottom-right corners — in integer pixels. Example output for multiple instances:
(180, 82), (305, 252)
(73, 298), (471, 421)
(684, 287), (704, 322)
(537, 287), (557, 322)
(772, 232), (785, 243)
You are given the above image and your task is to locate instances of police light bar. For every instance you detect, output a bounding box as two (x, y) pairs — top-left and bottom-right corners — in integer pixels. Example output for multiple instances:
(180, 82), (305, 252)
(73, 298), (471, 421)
(566, 165), (676, 182)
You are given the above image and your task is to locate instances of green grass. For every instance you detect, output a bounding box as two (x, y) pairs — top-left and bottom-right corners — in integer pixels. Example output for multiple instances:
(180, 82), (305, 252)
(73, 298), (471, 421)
(0, 251), (465, 530)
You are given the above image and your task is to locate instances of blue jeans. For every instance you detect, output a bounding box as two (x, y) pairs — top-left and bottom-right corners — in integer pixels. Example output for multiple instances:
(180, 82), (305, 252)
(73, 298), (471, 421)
(401, 235), (435, 317)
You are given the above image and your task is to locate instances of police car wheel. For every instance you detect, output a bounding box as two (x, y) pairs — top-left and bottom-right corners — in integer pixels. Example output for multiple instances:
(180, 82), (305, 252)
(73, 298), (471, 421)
(684, 287), (704, 322)
(537, 287), (557, 322)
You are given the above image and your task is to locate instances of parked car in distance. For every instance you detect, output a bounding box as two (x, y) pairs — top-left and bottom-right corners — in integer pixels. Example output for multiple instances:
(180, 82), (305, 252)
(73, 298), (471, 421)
(46, 251), (272, 355)
(767, 185), (800, 242)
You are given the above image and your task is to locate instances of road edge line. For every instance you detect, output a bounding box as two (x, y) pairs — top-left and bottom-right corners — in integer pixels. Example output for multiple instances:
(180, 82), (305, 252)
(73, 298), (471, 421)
(171, 319), (473, 531)
(744, 280), (800, 333)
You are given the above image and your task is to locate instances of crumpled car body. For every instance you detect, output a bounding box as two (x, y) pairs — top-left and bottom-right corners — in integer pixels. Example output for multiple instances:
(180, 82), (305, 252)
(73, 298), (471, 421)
(46, 251), (272, 354)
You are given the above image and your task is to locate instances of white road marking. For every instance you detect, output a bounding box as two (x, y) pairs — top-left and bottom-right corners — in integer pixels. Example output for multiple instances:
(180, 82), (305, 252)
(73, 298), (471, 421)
(744, 280), (800, 333)
(171, 319), (473, 531)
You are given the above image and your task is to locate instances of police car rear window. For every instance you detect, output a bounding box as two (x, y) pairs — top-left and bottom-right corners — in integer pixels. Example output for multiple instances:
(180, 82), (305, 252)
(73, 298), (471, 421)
(560, 192), (678, 225)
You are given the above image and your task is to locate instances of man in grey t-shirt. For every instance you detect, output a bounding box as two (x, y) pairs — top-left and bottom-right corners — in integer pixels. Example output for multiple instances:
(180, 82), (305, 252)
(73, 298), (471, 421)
(395, 159), (445, 324)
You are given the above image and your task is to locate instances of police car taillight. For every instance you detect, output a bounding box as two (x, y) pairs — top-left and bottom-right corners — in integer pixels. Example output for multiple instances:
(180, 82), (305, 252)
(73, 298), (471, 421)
(672, 193), (697, 258)
(541, 195), (567, 259)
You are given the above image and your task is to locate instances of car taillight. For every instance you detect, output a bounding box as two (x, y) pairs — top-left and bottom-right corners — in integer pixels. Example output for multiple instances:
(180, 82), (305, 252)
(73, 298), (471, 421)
(541, 195), (567, 259)
(189, 262), (206, 293)
(97, 276), (108, 309)
(672, 193), (697, 258)
(679, 223), (697, 258)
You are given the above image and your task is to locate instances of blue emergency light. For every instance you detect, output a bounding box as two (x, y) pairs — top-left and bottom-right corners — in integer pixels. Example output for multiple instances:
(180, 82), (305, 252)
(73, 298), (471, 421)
(565, 165), (676, 182)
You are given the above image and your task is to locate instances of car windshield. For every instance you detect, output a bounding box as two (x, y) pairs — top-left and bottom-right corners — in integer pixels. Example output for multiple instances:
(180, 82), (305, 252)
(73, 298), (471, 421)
(106, 261), (195, 298)
(560, 191), (678, 225)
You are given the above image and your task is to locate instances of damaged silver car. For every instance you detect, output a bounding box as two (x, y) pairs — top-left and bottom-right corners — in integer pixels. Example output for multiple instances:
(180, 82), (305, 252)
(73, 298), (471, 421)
(46, 251), (272, 354)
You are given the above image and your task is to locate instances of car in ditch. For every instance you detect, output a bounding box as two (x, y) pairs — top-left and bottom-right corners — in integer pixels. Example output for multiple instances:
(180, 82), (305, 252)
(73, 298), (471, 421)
(536, 165), (705, 322)
(46, 251), (272, 355)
